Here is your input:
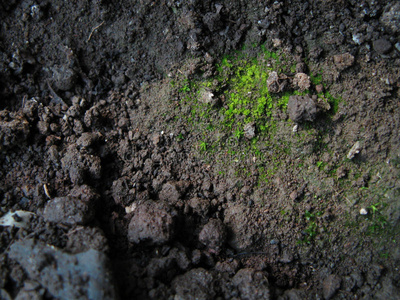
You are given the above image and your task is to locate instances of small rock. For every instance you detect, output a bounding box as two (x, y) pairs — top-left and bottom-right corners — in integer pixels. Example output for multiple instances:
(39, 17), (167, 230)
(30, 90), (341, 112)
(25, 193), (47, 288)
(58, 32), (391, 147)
(352, 33), (364, 45)
(76, 132), (100, 148)
(0, 210), (35, 229)
(333, 53), (354, 71)
(267, 71), (285, 93)
(14, 280), (44, 300)
(347, 141), (361, 159)
(43, 196), (93, 226)
(199, 219), (226, 253)
(52, 65), (77, 91)
(244, 122), (255, 139)
(199, 88), (218, 106)
(293, 73), (310, 91)
(323, 274), (341, 300)
(128, 200), (177, 245)
(373, 38), (392, 55)
(360, 208), (368, 215)
(315, 84), (324, 94)
(395, 42), (400, 53)
(287, 95), (317, 123)
(289, 184), (306, 201)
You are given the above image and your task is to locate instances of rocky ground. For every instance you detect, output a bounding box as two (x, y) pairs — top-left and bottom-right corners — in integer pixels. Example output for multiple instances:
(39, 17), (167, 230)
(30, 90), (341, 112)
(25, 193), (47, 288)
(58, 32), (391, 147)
(0, 0), (400, 299)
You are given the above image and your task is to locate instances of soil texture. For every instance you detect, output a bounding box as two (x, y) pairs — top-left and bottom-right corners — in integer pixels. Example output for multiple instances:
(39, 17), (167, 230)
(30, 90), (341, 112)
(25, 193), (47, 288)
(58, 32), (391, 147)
(1, 0), (400, 299)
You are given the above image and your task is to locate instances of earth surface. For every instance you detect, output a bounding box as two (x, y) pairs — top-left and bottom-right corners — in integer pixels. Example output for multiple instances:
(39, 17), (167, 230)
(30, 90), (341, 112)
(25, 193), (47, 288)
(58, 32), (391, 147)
(1, 0), (400, 299)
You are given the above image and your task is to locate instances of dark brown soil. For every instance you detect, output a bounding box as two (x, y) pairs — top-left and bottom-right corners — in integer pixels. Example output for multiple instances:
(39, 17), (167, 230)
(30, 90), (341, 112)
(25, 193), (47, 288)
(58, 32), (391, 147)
(1, 1), (400, 299)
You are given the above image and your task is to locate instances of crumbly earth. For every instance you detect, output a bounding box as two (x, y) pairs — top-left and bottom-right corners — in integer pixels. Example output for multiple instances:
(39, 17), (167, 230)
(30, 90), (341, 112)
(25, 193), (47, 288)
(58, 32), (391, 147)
(1, 1), (400, 299)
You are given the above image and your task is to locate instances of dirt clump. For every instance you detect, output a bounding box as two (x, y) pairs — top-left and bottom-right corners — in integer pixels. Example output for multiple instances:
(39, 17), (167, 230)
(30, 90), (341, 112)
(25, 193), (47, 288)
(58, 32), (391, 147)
(127, 200), (178, 245)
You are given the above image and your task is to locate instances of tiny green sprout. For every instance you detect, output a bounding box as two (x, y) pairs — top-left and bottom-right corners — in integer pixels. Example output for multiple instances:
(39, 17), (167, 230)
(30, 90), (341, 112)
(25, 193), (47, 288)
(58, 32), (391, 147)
(176, 133), (184, 141)
(199, 141), (208, 152)
(234, 128), (244, 139)
(368, 203), (380, 215)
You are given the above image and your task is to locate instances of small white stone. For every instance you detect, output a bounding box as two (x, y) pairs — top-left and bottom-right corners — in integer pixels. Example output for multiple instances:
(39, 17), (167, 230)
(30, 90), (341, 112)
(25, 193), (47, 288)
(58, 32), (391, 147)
(352, 34), (362, 45)
(0, 211), (35, 229)
(125, 203), (137, 214)
(347, 141), (361, 159)
(292, 124), (298, 133)
(360, 208), (368, 215)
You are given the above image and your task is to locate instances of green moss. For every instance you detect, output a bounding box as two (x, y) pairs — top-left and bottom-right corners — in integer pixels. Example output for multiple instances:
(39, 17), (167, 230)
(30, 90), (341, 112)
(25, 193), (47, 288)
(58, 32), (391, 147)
(172, 43), (346, 189)
(324, 92), (342, 114)
(310, 73), (322, 85)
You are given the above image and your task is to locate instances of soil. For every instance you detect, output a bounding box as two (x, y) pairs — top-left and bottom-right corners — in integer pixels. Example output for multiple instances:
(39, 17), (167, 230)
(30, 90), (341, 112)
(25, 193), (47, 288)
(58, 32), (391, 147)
(1, 0), (400, 299)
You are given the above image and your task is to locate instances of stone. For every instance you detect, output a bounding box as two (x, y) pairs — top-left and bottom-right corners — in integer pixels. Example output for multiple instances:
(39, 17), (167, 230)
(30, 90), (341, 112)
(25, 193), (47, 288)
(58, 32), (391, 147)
(347, 141), (361, 159)
(293, 73), (310, 91)
(52, 65), (77, 91)
(244, 122), (255, 139)
(373, 38), (392, 55)
(267, 71), (285, 93)
(287, 95), (317, 123)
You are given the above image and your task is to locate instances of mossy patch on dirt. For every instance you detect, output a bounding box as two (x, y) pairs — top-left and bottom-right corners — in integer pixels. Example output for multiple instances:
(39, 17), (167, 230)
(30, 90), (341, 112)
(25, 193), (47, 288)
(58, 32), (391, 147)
(172, 45), (341, 186)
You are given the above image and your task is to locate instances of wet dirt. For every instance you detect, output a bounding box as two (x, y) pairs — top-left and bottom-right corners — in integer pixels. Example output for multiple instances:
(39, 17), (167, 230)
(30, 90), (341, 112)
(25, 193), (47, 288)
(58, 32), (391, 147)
(1, 0), (400, 299)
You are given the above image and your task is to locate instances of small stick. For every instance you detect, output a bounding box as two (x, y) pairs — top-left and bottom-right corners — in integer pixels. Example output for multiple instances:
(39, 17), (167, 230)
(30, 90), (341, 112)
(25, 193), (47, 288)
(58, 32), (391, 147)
(87, 21), (105, 42)
(43, 184), (51, 199)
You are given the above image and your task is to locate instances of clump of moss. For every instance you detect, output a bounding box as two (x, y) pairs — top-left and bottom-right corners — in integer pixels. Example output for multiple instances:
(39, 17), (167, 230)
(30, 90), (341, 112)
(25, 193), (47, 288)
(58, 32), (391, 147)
(173, 43), (341, 185)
